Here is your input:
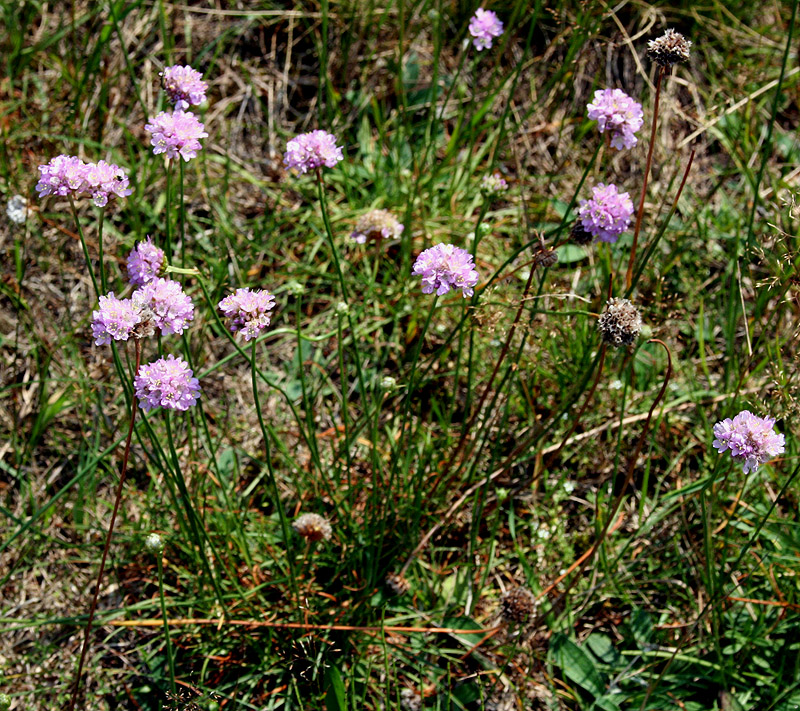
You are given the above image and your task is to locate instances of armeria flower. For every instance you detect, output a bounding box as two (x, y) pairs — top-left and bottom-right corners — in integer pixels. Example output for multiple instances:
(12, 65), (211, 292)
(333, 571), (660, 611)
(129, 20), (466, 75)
(468, 8), (504, 50)
(91, 292), (144, 345)
(586, 88), (644, 150)
(292, 513), (332, 542)
(481, 172), (509, 197)
(712, 411), (785, 474)
(127, 238), (166, 286)
(597, 297), (642, 348)
(350, 209), (404, 244)
(144, 110), (208, 161)
(412, 243), (479, 298)
(218, 287), (276, 341)
(133, 277), (194, 335)
(83, 160), (133, 207)
(500, 586), (536, 624)
(6, 195), (28, 224)
(647, 29), (692, 67)
(283, 130), (343, 174)
(35, 155), (88, 199)
(160, 64), (208, 110)
(578, 183), (634, 243)
(134, 354), (201, 412)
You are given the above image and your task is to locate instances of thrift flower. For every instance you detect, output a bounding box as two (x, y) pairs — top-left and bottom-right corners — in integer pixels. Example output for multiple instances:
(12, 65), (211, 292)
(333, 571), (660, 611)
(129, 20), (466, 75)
(481, 172), (509, 197)
(144, 533), (164, 553)
(712, 411), (785, 474)
(578, 183), (634, 243)
(161, 64), (208, 110)
(145, 110), (208, 161)
(500, 587), (536, 624)
(6, 195), (28, 224)
(134, 277), (194, 335)
(647, 29), (692, 67)
(127, 238), (166, 286)
(91, 292), (144, 345)
(597, 298), (642, 348)
(218, 287), (276, 341)
(292, 513), (332, 542)
(412, 243), (479, 298)
(468, 8), (504, 50)
(134, 354), (201, 412)
(283, 130), (343, 174)
(83, 160), (133, 207)
(35, 155), (88, 199)
(586, 88), (644, 150)
(350, 209), (404, 244)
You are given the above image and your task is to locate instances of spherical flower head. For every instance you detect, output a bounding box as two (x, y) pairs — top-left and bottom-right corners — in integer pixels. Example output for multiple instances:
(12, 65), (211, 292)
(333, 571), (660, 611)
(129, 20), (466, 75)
(500, 586), (536, 624)
(283, 130), (343, 174)
(144, 532), (164, 553)
(134, 354), (201, 412)
(412, 243), (479, 298)
(586, 88), (644, 150)
(350, 209), (404, 244)
(480, 172), (509, 197)
(127, 237), (166, 286)
(647, 29), (692, 67)
(381, 375), (397, 390)
(578, 183), (634, 243)
(597, 297), (642, 348)
(83, 160), (133, 207)
(144, 110), (208, 162)
(6, 194), (28, 224)
(35, 155), (88, 199)
(292, 513), (332, 542)
(468, 8), (504, 50)
(218, 287), (276, 341)
(133, 277), (194, 336)
(161, 64), (208, 110)
(712, 411), (785, 474)
(91, 292), (144, 345)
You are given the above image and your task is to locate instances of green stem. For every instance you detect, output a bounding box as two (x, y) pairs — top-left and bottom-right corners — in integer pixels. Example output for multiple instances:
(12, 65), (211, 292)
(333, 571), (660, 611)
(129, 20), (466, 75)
(68, 196), (99, 299)
(97, 209), (106, 293)
(157, 550), (176, 695)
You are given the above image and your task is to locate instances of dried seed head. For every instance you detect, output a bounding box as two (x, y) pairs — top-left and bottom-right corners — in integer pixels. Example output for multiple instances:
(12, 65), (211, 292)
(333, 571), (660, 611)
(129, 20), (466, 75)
(400, 688), (423, 711)
(385, 572), (411, 596)
(570, 220), (594, 246)
(533, 248), (558, 268)
(647, 29), (691, 67)
(597, 298), (643, 348)
(291, 513), (332, 542)
(500, 586), (536, 624)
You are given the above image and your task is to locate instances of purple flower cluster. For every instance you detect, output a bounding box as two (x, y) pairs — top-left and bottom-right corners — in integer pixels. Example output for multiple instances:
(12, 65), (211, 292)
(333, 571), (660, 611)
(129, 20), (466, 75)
(712, 411), (785, 474)
(218, 288), (276, 341)
(127, 238), (166, 286)
(133, 277), (194, 336)
(134, 355), (201, 412)
(577, 183), (634, 243)
(481, 172), (509, 196)
(586, 89), (644, 150)
(468, 8), (504, 50)
(283, 131), (343, 174)
(412, 243), (479, 298)
(91, 292), (146, 345)
(36, 155), (133, 207)
(145, 111), (208, 162)
(161, 65), (208, 111)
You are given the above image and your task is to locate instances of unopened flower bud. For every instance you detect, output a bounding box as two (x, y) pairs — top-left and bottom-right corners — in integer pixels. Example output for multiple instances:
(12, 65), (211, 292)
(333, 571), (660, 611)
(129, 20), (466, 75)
(144, 533), (164, 553)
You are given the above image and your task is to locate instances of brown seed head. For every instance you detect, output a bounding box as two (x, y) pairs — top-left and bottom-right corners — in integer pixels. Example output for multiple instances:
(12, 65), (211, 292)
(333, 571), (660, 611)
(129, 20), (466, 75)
(500, 586), (536, 624)
(533, 248), (558, 268)
(597, 298), (643, 348)
(385, 572), (411, 596)
(647, 29), (691, 67)
(291, 513), (332, 542)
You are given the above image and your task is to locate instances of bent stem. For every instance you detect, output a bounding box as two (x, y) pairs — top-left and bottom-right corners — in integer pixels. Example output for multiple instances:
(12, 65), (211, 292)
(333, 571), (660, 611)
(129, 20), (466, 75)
(67, 339), (141, 711)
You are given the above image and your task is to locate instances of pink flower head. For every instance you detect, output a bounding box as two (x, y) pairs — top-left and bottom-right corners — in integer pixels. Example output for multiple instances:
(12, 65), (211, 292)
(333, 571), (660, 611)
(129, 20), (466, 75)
(161, 64), (208, 110)
(587, 89), (644, 150)
(218, 288), (276, 341)
(84, 160), (133, 207)
(35, 155), (88, 199)
(91, 292), (144, 345)
(144, 110), (208, 162)
(133, 277), (194, 336)
(283, 131), (343, 174)
(134, 354), (201, 412)
(481, 172), (508, 196)
(412, 243), (479, 298)
(577, 183), (634, 243)
(127, 238), (166, 286)
(712, 410), (785, 474)
(468, 8), (504, 51)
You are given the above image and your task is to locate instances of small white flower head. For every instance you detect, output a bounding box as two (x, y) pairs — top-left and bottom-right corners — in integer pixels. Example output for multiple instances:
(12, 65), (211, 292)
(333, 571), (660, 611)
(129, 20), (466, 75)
(536, 525), (551, 540)
(6, 194), (28, 224)
(563, 480), (575, 494)
(144, 532), (164, 553)
(381, 375), (397, 390)
(0, 692), (10, 711)
(335, 301), (350, 316)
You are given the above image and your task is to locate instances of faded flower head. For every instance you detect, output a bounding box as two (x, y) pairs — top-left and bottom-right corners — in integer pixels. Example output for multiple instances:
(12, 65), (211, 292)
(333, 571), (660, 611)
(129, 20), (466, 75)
(91, 292), (145, 345)
(578, 183), (634, 243)
(400, 688), (423, 711)
(292, 513), (332, 542)
(533, 247), (558, 268)
(351, 209), (404, 244)
(500, 586), (536, 624)
(468, 8), (504, 50)
(134, 354), (201, 412)
(647, 29), (692, 67)
(597, 298), (642, 348)
(144, 532), (164, 553)
(145, 110), (208, 162)
(161, 64), (208, 110)
(481, 172), (509, 197)
(712, 411), (785, 474)
(218, 287), (276, 341)
(412, 243), (479, 298)
(586, 88), (644, 150)
(385, 572), (411, 596)
(127, 238), (166, 286)
(6, 194), (28, 224)
(83, 160), (133, 207)
(134, 277), (194, 336)
(283, 130), (343, 174)
(570, 219), (594, 246)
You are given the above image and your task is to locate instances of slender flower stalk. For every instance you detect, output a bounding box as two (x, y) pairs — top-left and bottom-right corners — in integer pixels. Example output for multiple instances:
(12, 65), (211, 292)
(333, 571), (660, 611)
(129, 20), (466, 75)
(155, 542), (176, 695)
(68, 196), (100, 299)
